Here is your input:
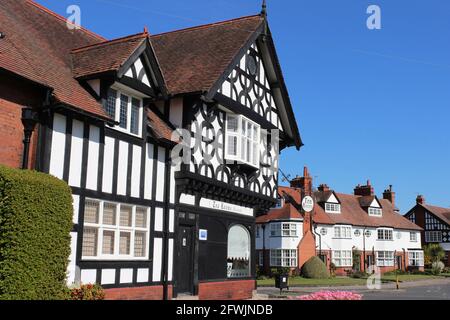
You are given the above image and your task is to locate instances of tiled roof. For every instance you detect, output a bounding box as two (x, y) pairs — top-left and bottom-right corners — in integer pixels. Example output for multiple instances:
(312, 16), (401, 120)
(421, 204), (450, 225)
(150, 15), (263, 95)
(0, 0), (109, 119)
(260, 186), (422, 231)
(256, 204), (303, 223)
(71, 33), (147, 79)
(147, 109), (179, 144)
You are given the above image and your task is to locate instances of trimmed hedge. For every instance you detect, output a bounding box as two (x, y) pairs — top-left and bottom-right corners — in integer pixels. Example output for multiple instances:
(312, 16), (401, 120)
(301, 256), (330, 279)
(0, 165), (73, 300)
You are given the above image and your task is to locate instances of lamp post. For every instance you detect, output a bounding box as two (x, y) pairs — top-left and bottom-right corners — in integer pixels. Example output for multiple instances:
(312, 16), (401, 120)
(21, 107), (38, 170)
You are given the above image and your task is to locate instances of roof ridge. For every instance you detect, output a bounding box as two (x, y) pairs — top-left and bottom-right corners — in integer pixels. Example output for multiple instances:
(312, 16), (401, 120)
(71, 32), (147, 53)
(151, 14), (262, 38)
(26, 0), (106, 42)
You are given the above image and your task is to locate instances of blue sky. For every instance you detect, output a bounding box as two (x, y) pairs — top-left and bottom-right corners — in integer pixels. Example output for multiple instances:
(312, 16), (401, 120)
(36, 0), (450, 211)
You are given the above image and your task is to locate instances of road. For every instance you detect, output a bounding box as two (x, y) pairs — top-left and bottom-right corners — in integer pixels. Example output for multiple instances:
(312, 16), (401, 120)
(256, 278), (450, 300)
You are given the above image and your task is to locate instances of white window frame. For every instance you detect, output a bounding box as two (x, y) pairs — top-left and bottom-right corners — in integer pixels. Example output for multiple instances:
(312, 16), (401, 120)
(377, 228), (393, 241)
(225, 114), (260, 168)
(425, 231), (442, 243)
(376, 251), (394, 267)
(325, 203), (341, 214)
(332, 250), (352, 267)
(368, 207), (382, 217)
(408, 251), (424, 267)
(270, 249), (297, 267)
(410, 232), (418, 242)
(270, 222), (297, 237)
(333, 225), (352, 239)
(107, 86), (144, 137)
(81, 199), (150, 260)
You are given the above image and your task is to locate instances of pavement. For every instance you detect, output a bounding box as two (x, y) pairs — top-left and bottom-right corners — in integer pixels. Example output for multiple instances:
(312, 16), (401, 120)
(254, 278), (450, 300)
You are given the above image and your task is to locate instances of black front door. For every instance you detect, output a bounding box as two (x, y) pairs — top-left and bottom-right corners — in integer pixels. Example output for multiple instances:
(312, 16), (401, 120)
(177, 225), (194, 294)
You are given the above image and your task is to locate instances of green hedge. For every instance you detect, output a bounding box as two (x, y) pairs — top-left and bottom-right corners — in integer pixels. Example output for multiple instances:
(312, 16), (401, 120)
(0, 165), (73, 300)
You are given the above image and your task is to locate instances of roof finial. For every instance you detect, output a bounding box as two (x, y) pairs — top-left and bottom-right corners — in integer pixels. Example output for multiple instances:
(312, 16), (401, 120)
(143, 26), (149, 35)
(261, 0), (267, 17)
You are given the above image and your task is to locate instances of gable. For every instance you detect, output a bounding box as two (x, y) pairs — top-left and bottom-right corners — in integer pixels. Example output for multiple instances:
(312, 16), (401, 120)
(370, 198), (381, 208)
(123, 56), (152, 88)
(218, 42), (283, 132)
(327, 193), (339, 204)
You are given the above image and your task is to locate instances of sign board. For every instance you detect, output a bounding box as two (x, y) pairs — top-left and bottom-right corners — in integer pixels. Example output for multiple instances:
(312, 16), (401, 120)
(199, 198), (254, 216)
(199, 229), (208, 241)
(301, 196), (314, 213)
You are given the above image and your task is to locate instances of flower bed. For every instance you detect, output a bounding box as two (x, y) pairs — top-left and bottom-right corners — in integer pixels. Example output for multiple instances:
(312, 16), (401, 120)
(291, 291), (363, 300)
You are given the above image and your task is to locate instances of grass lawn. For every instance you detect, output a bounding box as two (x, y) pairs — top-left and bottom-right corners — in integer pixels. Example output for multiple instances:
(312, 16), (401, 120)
(257, 274), (446, 287)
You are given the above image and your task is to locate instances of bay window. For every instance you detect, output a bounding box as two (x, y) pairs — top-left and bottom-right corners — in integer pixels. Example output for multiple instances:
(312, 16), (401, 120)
(82, 199), (150, 260)
(225, 114), (260, 168)
(270, 222), (297, 237)
(376, 251), (394, 266)
(332, 250), (352, 267)
(106, 88), (143, 136)
(270, 249), (297, 267)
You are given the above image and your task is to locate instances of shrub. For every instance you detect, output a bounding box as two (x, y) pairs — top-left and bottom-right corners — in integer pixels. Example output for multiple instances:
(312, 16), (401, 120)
(0, 166), (73, 300)
(431, 261), (445, 275)
(68, 284), (105, 300)
(349, 271), (369, 279)
(301, 256), (330, 279)
(423, 244), (445, 267)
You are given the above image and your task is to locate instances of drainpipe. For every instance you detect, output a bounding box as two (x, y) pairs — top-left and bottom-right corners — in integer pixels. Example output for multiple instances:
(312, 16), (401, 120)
(262, 224), (266, 274)
(402, 248), (406, 272)
(313, 224), (322, 257)
(363, 227), (367, 273)
(162, 151), (172, 300)
(21, 107), (39, 169)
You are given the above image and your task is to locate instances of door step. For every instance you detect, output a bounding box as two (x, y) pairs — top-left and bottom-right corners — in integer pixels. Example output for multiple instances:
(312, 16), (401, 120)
(173, 294), (199, 301)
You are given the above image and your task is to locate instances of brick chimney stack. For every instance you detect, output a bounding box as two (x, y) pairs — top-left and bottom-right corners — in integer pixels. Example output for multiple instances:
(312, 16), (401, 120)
(290, 166), (313, 195)
(416, 195), (425, 205)
(354, 180), (374, 197)
(383, 185), (395, 207)
(318, 184), (330, 192)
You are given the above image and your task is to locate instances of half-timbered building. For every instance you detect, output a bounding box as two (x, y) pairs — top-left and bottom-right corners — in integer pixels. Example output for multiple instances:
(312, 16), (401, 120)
(0, 0), (301, 300)
(405, 196), (450, 266)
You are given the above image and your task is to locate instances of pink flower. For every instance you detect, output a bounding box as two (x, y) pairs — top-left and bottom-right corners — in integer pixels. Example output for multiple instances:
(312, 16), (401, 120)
(289, 291), (363, 300)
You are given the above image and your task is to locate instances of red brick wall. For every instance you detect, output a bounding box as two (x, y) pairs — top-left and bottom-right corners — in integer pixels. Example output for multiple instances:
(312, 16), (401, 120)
(198, 280), (255, 300)
(0, 75), (45, 169)
(104, 285), (173, 300)
(298, 231), (316, 269)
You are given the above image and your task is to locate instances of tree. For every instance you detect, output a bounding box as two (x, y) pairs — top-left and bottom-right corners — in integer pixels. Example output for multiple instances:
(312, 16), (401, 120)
(423, 244), (445, 266)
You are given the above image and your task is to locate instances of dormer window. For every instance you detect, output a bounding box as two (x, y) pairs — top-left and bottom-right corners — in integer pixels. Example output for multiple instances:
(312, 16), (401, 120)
(325, 203), (341, 214)
(368, 207), (382, 217)
(106, 87), (143, 137)
(225, 114), (260, 168)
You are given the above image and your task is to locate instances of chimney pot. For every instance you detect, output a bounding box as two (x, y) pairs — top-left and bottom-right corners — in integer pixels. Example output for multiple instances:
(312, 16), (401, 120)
(290, 167), (313, 195)
(383, 185), (396, 208)
(318, 184), (330, 192)
(416, 195), (425, 205)
(354, 181), (374, 197)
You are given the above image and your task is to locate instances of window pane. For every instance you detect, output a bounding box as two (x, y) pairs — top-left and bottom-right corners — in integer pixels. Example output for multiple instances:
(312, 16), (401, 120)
(82, 227), (97, 257)
(130, 98), (140, 135)
(120, 205), (132, 227)
(135, 207), (147, 228)
(227, 135), (237, 156)
(84, 200), (99, 224)
(102, 203), (116, 225)
(119, 94), (129, 129)
(106, 89), (117, 118)
(119, 232), (131, 255)
(227, 225), (250, 278)
(102, 230), (115, 255)
(134, 231), (146, 257)
(227, 115), (238, 132)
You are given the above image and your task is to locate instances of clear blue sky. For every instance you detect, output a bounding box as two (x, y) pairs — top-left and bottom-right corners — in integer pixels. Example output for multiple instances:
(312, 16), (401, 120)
(36, 0), (450, 212)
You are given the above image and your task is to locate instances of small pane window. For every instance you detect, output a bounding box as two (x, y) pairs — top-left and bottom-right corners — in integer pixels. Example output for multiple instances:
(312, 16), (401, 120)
(134, 232), (146, 257)
(102, 230), (115, 255)
(119, 232), (131, 255)
(84, 200), (99, 224)
(135, 207), (147, 228)
(130, 98), (140, 135)
(119, 94), (129, 129)
(82, 227), (98, 257)
(102, 203), (116, 225)
(120, 205), (132, 227)
(106, 89), (117, 118)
